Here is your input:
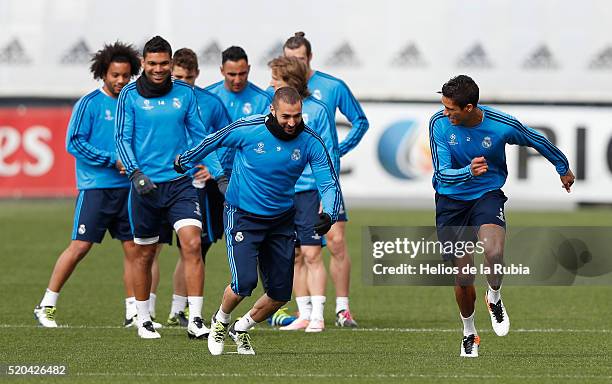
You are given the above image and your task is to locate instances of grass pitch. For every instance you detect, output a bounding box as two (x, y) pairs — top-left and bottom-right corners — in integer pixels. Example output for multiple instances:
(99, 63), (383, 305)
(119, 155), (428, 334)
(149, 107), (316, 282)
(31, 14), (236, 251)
(0, 200), (610, 383)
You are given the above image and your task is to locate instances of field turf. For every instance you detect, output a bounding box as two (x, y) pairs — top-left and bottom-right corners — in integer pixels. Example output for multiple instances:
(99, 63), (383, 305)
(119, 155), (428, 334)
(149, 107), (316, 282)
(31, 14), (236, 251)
(0, 200), (610, 383)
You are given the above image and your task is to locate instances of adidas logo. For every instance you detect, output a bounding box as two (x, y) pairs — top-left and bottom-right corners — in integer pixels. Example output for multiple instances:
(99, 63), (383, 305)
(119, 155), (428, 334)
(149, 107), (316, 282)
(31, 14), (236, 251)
(391, 43), (427, 67)
(457, 43), (493, 68)
(199, 41), (222, 66)
(0, 38), (32, 65)
(325, 42), (360, 67)
(523, 45), (558, 69)
(60, 39), (92, 65)
(589, 46), (612, 70)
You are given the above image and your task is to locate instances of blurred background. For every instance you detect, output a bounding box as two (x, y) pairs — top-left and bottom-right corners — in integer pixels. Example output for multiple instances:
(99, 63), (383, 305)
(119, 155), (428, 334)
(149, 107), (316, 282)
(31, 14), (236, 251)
(1, 0), (611, 208)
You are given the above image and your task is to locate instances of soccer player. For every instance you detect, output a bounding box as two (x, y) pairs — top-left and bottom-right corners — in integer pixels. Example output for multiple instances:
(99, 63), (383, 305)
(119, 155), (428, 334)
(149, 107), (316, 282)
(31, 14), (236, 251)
(268, 56), (335, 332)
(33, 42), (142, 328)
(429, 75), (575, 357)
(283, 32), (369, 327)
(204, 46), (272, 177)
(115, 36), (213, 339)
(174, 87), (342, 355)
(166, 48), (231, 327)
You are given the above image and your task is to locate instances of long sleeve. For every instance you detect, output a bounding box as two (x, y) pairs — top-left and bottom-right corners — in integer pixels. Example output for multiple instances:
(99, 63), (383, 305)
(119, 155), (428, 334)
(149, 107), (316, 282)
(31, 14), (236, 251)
(66, 97), (116, 167)
(502, 117), (569, 176)
(429, 114), (472, 185)
(115, 89), (139, 175)
(179, 120), (245, 170)
(307, 130), (342, 222)
(336, 81), (369, 157)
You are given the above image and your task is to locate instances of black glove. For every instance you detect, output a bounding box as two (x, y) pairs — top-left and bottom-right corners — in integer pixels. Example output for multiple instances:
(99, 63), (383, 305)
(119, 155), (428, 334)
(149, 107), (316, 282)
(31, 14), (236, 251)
(130, 169), (157, 195)
(174, 155), (188, 174)
(314, 213), (333, 236)
(216, 175), (229, 195)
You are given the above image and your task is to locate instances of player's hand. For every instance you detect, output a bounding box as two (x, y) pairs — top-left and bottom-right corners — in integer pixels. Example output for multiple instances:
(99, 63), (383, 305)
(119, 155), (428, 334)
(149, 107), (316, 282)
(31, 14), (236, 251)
(174, 155), (188, 174)
(115, 159), (126, 175)
(470, 156), (488, 176)
(216, 175), (229, 195)
(561, 169), (575, 193)
(314, 213), (333, 236)
(130, 169), (157, 195)
(193, 164), (212, 182)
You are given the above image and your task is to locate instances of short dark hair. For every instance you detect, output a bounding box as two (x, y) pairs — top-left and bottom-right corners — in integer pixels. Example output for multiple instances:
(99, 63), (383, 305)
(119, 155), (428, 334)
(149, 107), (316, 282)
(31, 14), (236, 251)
(273, 86), (302, 108)
(90, 41), (140, 80)
(173, 48), (198, 72)
(440, 75), (479, 108)
(222, 46), (248, 64)
(283, 31), (312, 57)
(143, 36), (172, 58)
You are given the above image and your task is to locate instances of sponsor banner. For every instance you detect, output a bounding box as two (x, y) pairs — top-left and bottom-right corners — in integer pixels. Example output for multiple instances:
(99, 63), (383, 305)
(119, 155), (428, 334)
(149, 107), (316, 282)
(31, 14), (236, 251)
(340, 103), (612, 206)
(1, 103), (610, 205)
(0, 107), (76, 197)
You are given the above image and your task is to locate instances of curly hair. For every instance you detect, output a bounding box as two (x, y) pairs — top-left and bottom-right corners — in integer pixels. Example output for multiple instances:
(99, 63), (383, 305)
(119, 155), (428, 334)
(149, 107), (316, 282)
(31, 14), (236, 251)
(90, 41), (140, 80)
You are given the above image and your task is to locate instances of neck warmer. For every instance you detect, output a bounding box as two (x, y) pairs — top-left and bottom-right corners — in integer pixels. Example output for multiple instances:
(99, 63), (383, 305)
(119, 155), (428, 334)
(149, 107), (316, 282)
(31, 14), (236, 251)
(136, 74), (172, 98)
(265, 113), (305, 141)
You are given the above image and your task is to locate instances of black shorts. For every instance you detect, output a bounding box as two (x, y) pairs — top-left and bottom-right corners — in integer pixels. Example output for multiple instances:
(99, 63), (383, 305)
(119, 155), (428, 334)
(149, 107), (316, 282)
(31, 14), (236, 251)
(71, 188), (132, 243)
(223, 204), (296, 302)
(129, 177), (201, 245)
(435, 189), (507, 260)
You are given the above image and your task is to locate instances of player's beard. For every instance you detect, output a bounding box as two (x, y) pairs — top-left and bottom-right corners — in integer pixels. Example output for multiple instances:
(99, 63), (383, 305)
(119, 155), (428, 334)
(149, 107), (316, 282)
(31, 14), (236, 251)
(265, 113), (305, 141)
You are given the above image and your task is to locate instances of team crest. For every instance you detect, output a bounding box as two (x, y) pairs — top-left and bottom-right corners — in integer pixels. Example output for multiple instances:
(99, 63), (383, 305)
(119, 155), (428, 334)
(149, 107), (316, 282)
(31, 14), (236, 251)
(235, 232), (244, 242)
(78, 224), (86, 235)
(302, 113), (309, 124)
(242, 102), (252, 115)
(142, 99), (154, 110)
(104, 109), (113, 121)
(482, 136), (492, 148)
(291, 149), (301, 161)
(173, 98), (181, 109)
(313, 89), (322, 100)
(254, 142), (266, 154)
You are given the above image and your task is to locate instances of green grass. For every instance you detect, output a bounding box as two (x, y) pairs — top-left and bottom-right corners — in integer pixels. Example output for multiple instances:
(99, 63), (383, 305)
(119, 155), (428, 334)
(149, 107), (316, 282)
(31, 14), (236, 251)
(0, 200), (611, 383)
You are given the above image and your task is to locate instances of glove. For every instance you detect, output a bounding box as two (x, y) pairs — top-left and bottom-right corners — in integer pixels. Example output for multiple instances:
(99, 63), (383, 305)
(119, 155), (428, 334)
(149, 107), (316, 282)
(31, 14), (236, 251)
(174, 155), (188, 174)
(314, 213), (332, 236)
(216, 175), (229, 195)
(130, 169), (157, 195)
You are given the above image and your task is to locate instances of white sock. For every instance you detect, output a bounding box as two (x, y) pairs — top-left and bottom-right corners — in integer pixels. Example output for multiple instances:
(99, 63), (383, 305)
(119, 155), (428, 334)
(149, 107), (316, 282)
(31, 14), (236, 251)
(461, 311), (477, 336)
(40, 289), (59, 307)
(187, 296), (203, 322)
(296, 296), (312, 320)
(310, 295), (326, 321)
(148, 293), (157, 318)
(335, 296), (349, 314)
(487, 285), (501, 304)
(234, 312), (256, 332)
(170, 294), (187, 316)
(215, 305), (231, 324)
(135, 300), (151, 327)
(125, 296), (136, 319)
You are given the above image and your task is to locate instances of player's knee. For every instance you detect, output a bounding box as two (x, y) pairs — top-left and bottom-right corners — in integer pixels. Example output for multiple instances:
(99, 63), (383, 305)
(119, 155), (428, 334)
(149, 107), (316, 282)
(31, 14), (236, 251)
(68, 241), (92, 261)
(302, 249), (323, 266)
(179, 235), (201, 255)
(327, 233), (346, 254)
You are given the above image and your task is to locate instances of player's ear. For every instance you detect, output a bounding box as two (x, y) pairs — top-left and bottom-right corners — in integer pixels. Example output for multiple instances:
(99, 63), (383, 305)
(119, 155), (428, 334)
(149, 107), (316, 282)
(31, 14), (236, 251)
(270, 103), (276, 116)
(465, 103), (474, 112)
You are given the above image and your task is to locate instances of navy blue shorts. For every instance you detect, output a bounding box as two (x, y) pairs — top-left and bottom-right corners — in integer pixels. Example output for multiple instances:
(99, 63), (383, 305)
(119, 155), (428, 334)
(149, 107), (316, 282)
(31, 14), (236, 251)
(435, 189), (507, 260)
(72, 188), (132, 243)
(294, 190), (323, 247)
(129, 177), (202, 245)
(200, 179), (225, 244)
(224, 204), (296, 302)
